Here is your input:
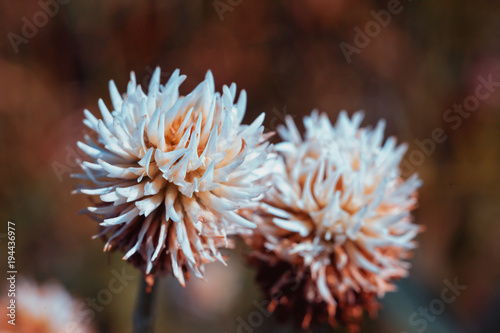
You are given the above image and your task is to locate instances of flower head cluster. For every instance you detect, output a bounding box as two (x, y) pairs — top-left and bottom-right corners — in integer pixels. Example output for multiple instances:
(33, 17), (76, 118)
(75, 68), (270, 285)
(0, 278), (95, 333)
(241, 111), (422, 331)
(74, 66), (422, 330)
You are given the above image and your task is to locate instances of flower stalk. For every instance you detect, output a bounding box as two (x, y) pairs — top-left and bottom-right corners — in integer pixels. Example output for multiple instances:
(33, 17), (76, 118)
(133, 278), (158, 333)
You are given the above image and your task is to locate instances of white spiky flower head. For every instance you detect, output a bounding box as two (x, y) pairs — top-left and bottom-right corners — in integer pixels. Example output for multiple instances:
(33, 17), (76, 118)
(74, 68), (270, 286)
(0, 277), (95, 333)
(242, 110), (422, 331)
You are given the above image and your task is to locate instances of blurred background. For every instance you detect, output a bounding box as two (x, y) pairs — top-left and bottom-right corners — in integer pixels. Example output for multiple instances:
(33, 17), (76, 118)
(1, 0), (500, 332)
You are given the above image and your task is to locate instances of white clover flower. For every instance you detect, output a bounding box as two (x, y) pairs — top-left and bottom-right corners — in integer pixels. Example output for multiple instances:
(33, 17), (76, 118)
(242, 110), (422, 331)
(74, 68), (270, 285)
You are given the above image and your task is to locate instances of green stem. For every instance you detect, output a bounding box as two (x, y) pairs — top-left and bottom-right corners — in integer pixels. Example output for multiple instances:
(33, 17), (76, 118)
(133, 278), (158, 333)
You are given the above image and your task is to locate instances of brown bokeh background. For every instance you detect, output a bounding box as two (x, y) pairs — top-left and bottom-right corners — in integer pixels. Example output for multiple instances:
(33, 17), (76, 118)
(1, 0), (500, 332)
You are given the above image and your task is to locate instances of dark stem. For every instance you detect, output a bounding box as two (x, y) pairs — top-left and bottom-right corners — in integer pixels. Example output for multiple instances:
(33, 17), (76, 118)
(133, 278), (158, 333)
